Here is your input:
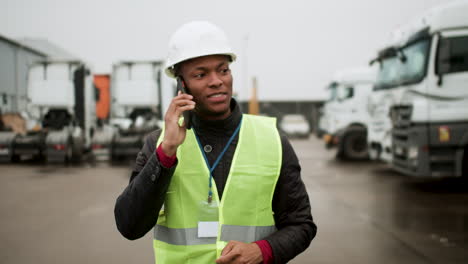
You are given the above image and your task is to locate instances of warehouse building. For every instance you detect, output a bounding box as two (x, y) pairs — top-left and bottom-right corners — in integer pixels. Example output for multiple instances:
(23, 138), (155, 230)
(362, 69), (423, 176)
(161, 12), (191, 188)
(0, 34), (47, 114)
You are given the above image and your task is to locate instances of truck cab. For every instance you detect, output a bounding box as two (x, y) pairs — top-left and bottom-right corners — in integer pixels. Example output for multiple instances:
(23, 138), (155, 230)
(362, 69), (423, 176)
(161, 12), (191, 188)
(105, 61), (163, 160)
(390, 1), (468, 177)
(13, 60), (95, 162)
(368, 45), (408, 163)
(322, 67), (376, 160)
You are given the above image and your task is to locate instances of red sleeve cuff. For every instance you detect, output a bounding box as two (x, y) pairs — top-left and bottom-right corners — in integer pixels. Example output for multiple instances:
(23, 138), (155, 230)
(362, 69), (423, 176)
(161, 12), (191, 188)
(156, 144), (177, 168)
(254, 240), (274, 264)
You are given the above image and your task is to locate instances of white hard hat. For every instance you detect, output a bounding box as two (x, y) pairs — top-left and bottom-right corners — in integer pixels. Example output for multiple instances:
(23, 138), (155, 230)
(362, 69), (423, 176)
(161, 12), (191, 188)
(165, 21), (237, 78)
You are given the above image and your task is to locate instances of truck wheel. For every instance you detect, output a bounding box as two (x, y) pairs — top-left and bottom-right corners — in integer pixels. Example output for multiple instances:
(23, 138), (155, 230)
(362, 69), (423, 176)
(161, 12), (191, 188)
(10, 153), (20, 163)
(462, 146), (468, 179)
(65, 141), (73, 163)
(111, 152), (121, 161)
(71, 136), (84, 162)
(72, 151), (83, 163)
(316, 130), (324, 139)
(110, 144), (118, 161)
(343, 130), (368, 160)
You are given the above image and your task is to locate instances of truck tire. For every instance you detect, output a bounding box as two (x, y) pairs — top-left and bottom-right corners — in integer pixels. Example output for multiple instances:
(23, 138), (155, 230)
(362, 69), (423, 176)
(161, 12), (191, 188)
(72, 150), (83, 163)
(463, 146), (468, 179)
(71, 138), (83, 162)
(110, 139), (120, 161)
(65, 139), (73, 163)
(10, 153), (20, 163)
(316, 129), (324, 139)
(342, 129), (368, 160)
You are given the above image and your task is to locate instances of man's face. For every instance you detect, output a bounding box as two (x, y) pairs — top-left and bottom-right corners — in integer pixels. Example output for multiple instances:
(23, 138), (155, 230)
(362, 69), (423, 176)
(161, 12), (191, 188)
(179, 55), (233, 120)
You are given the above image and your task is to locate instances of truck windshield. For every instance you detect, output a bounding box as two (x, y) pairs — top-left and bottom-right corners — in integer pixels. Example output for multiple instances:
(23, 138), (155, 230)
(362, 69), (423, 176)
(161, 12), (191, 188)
(337, 85), (354, 101)
(399, 39), (430, 84)
(327, 82), (338, 102)
(437, 36), (468, 75)
(374, 57), (400, 90)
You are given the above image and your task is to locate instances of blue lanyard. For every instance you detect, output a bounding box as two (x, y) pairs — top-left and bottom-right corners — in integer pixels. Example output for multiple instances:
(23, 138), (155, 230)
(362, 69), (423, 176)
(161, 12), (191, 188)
(194, 117), (242, 203)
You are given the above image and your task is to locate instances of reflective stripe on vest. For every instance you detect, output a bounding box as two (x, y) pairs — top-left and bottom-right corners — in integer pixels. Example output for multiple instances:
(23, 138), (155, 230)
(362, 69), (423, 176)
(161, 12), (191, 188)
(153, 114), (282, 264)
(154, 224), (277, 245)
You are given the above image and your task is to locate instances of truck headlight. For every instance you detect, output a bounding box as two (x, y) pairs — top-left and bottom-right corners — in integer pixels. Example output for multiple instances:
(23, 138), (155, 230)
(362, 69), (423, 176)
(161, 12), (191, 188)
(408, 146), (418, 159)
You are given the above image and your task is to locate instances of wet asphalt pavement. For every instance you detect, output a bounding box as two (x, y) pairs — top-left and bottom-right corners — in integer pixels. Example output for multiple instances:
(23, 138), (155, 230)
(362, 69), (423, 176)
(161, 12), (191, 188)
(0, 136), (467, 264)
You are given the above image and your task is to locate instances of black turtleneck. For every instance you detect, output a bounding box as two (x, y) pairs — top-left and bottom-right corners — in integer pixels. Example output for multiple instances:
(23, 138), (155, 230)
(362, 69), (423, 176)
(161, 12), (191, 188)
(115, 99), (317, 264)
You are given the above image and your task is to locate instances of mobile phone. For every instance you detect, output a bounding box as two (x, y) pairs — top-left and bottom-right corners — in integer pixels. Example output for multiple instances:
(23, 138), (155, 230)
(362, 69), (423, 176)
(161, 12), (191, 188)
(176, 77), (192, 130)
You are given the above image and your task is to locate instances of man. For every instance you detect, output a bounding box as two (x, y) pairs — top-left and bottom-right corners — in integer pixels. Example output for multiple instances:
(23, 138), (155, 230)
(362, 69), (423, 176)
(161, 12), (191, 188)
(114, 21), (317, 264)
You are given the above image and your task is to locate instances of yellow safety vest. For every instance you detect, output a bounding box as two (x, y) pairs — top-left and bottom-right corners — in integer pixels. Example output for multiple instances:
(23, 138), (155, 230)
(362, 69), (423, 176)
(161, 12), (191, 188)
(153, 114), (282, 263)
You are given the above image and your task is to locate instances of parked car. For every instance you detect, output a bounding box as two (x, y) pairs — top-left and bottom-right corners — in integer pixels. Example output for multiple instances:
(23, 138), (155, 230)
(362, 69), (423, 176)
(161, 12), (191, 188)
(280, 114), (310, 138)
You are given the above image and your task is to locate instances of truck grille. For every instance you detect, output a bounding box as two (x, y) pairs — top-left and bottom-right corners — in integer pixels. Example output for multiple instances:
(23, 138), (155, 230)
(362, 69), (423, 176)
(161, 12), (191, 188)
(390, 105), (412, 129)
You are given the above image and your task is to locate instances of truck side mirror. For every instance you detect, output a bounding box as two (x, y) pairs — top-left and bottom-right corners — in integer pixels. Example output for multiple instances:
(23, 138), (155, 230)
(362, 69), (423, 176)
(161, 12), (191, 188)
(437, 75), (443, 86)
(347, 87), (354, 99)
(398, 50), (407, 63)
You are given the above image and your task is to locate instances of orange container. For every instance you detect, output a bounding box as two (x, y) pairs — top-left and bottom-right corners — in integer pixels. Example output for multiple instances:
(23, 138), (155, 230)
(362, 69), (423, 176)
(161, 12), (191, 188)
(93, 75), (110, 120)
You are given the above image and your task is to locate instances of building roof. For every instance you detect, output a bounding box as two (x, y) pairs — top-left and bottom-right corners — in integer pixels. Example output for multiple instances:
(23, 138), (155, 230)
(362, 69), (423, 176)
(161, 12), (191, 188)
(17, 38), (79, 60)
(0, 34), (47, 57)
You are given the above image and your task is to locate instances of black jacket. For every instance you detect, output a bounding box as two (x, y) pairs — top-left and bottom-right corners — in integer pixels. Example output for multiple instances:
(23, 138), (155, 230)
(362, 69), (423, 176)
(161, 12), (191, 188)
(114, 100), (317, 263)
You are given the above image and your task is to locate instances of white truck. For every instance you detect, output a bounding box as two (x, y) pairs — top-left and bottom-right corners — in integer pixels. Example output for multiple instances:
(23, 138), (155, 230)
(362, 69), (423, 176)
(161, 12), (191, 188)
(367, 18), (424, 164)
(322, 67), (376, 160)
(367, 43), (407, 163)
(10, 60), (96, 162)
(388, 1), (468, 178)
(92, 61), (164, 160)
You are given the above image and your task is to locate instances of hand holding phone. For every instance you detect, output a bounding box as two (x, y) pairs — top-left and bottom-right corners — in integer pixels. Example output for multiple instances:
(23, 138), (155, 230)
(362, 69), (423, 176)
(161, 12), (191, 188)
(160, 78), (195, 157)
(176, 77), (193, 130)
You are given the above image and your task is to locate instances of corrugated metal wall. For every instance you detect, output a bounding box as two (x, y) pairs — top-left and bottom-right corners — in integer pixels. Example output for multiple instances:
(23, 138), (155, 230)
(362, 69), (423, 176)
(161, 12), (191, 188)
(0, 38), (46, 113)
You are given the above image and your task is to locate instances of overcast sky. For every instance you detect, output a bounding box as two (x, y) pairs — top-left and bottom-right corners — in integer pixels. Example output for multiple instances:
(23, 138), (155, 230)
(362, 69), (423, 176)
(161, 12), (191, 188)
(1, 0), (449, 101)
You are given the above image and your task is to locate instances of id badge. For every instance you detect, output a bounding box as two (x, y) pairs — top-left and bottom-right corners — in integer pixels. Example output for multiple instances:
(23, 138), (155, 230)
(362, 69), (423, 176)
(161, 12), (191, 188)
(198, 200), (219, 238)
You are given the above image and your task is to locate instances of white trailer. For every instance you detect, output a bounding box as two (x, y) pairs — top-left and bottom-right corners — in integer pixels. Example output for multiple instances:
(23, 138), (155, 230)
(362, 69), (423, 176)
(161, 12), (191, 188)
(11, 60), (96, 162)
(93, 61), (164, 160)
(322, 67), (376, 160)
(387, 0), (468, 177)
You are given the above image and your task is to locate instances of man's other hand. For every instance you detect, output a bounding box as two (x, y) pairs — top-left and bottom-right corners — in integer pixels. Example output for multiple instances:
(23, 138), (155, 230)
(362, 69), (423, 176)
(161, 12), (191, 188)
(215, 240), (263, 264)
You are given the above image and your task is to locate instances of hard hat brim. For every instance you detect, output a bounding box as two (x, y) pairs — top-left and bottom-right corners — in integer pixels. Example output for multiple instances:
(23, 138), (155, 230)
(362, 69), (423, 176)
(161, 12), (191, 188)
(165, 52), (237, 78)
